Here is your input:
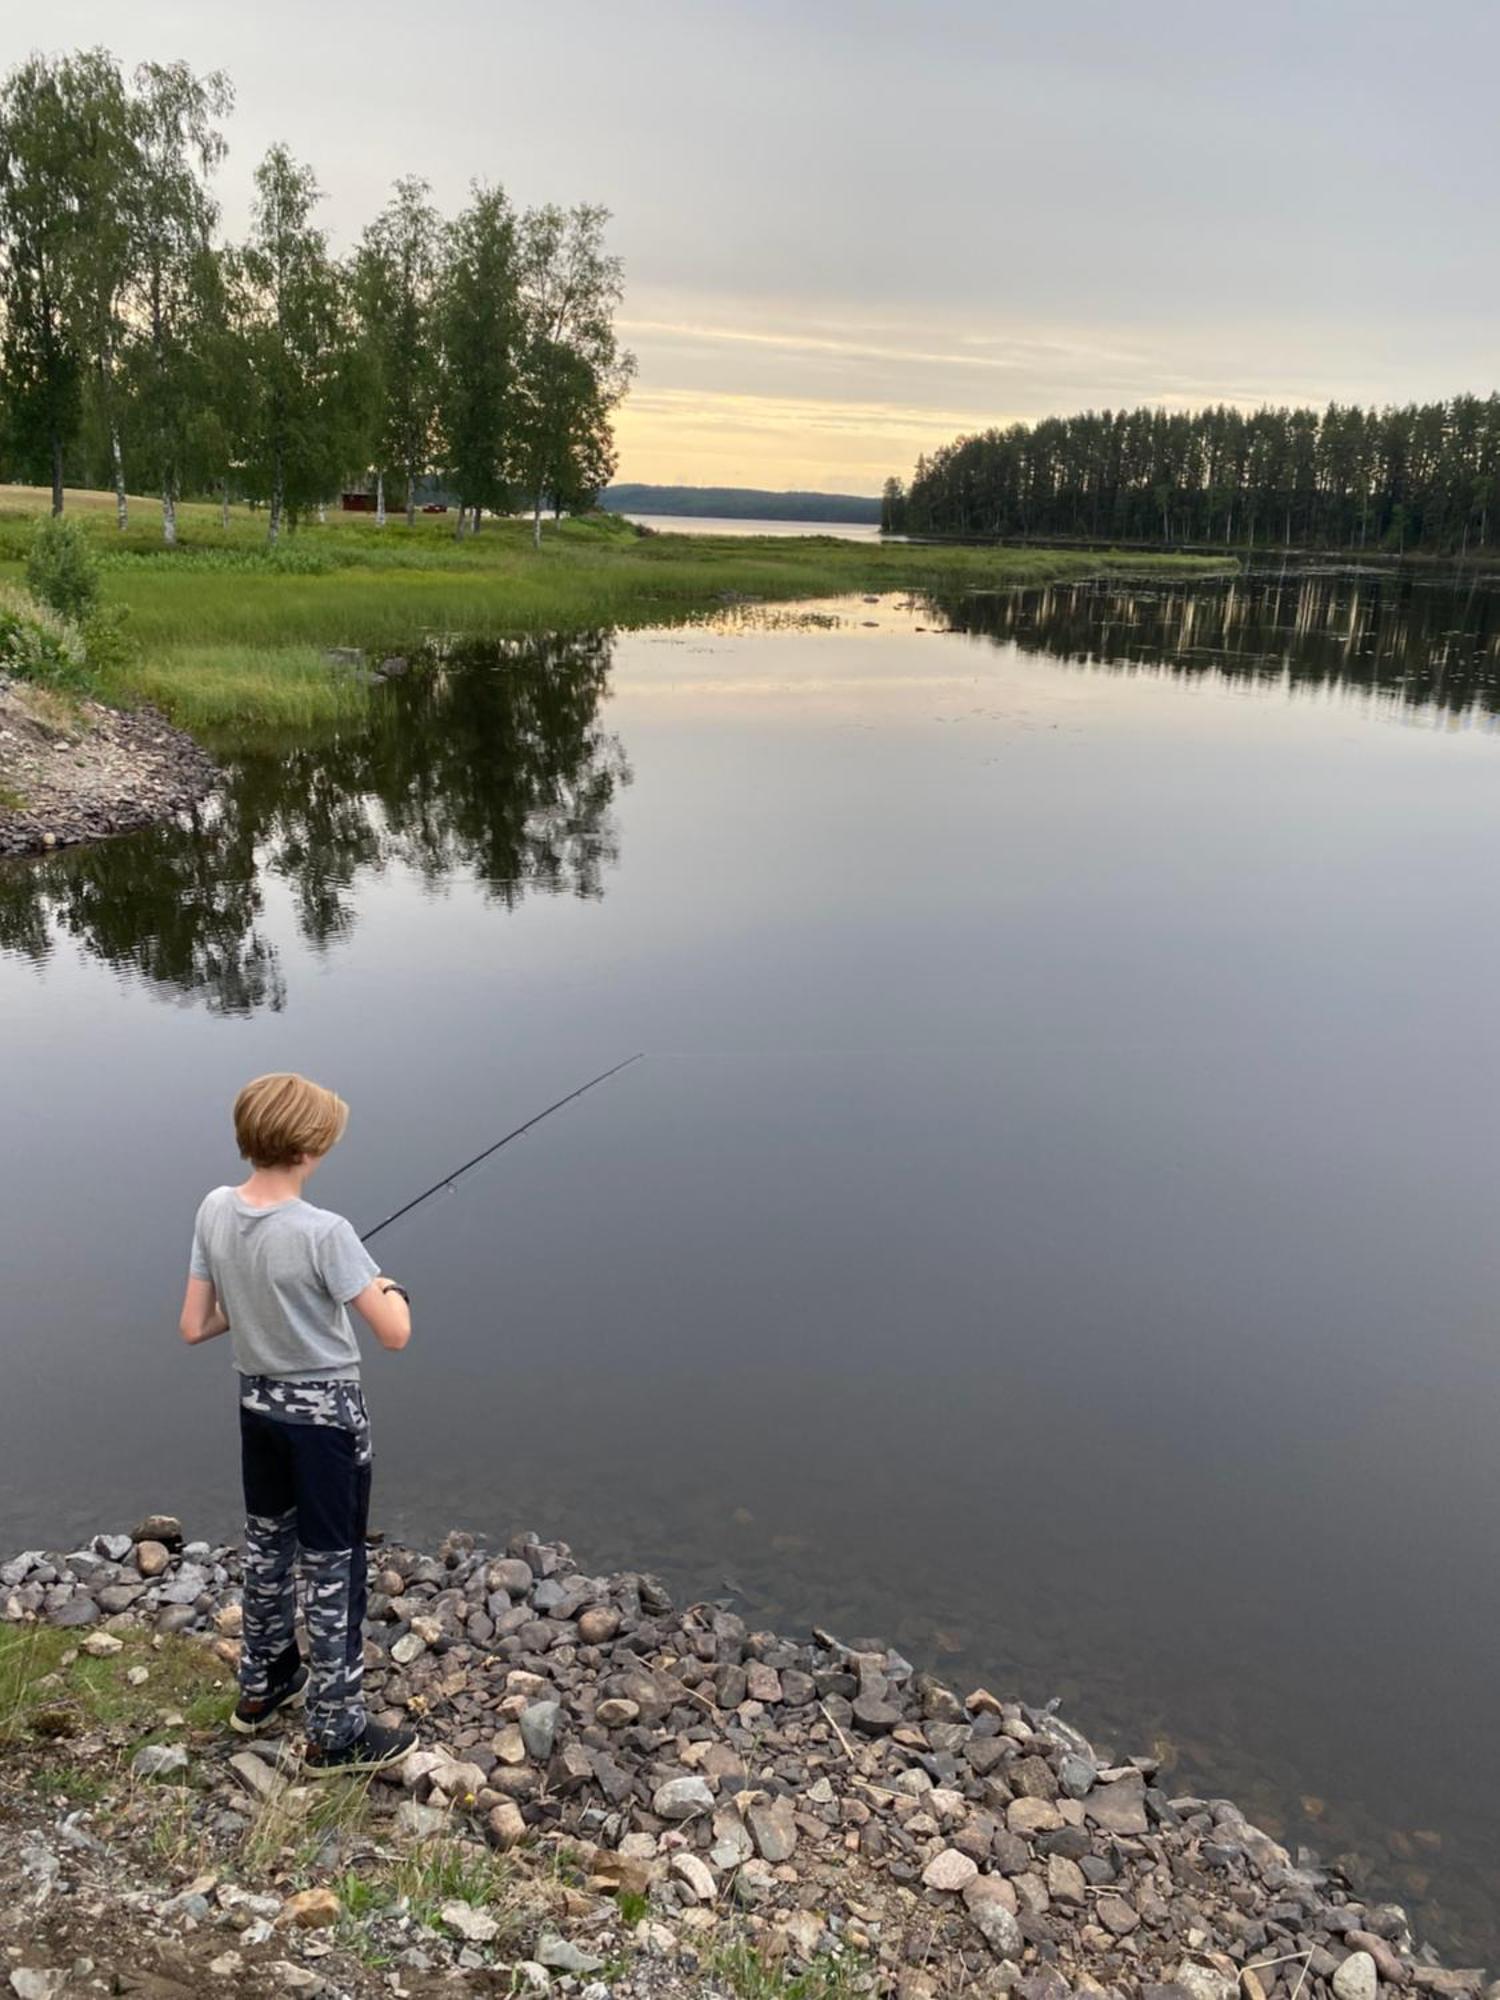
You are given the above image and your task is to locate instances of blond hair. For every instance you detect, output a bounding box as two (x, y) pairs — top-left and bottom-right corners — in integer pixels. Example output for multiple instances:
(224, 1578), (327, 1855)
(234, 1072), (349, 1169)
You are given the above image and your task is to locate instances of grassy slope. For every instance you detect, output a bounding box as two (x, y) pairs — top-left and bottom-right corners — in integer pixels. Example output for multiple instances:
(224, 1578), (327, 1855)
(0, 488), (1232, 734)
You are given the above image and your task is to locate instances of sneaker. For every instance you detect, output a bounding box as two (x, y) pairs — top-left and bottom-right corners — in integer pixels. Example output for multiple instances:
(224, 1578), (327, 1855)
(229, 1662), (309, 1736)
(303, 1718), (418, 1777)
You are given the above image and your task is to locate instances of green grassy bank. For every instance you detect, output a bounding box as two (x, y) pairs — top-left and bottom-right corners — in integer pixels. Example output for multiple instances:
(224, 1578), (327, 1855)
(0, 488), (1232, 734)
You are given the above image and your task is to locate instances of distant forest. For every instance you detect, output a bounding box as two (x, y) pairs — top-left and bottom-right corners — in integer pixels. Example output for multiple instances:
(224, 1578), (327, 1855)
(603, 484), (881, 523)
(885, 395), (1500, 554)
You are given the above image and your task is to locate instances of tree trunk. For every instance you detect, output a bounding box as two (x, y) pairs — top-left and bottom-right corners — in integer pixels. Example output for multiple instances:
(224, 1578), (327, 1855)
(406, 463), (417, 530)
(111, 426), (128, 530)
(472, 506), (482, 535)
(269, 455), (284, 546)
(453, 502), (465, 541)
(162, 479), (177, 548)
(221, 479), (230, 532)
(376, 470), (386, 528)
(533, 491), (544, 548)
(51, 433), (64, 517)
(317, 502), (327, 525)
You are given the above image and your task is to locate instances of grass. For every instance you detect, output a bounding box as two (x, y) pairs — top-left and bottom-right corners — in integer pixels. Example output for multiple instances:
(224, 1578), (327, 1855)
(709, 1940), (868, 2000)
(0, 486), (1232, 739)
(117, 641), (372, 732)
(0, 1622), (233, 1744)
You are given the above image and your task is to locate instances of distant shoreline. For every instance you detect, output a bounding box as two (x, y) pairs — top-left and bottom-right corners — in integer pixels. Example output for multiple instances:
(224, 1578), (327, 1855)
(603, 483), (882, 525)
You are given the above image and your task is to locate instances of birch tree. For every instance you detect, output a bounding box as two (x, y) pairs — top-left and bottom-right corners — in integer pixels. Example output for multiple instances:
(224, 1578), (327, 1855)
(68, 53), (137, 527)
(355, 177), (442, 526)
(513, 204), (632, 545)
(128, 61), (232, 545)
(437, 185), (520, 534)
(0, 53), (102, 513)
(239, 146), (351, 543)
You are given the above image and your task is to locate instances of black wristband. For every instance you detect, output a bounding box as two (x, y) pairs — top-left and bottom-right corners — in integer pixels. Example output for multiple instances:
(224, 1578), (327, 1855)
(379, 1281), (410, 1304)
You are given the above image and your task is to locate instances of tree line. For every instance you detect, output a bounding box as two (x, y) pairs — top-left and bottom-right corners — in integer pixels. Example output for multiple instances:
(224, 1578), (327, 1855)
(0, 48), (634, 544)
(884, 396), (1500, 554)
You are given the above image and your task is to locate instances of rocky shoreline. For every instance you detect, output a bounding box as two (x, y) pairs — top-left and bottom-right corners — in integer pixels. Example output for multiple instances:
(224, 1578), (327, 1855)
(0, 1522), (1489, 2000)
(0, 678), (219, 858)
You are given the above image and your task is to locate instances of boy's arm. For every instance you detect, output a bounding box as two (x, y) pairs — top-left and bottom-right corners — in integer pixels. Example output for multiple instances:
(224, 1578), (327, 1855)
(349, 1277), (412, 1352)
(179, 1275), (229, 1346)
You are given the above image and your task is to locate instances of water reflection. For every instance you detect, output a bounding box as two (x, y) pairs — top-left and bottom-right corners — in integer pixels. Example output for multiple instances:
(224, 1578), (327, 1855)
(0, 631), (629, 1013)
(930, 565), (1500, 718)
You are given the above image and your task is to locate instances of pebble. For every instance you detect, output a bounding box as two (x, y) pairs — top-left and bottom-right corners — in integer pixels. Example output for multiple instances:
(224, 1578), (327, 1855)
(520, 1698), (561, 1761)
(131, 1743), (189, 1780)
(922, 1848), (979, 1892)
(5, 1516), (1485, 2000)
(1334, 1954), (1381, 2000)
(671, 1852), (718, 1902)
(9, 1974), (66, 2000)
(442, 1902), (500, 1943)
(652, 1776), (715, 1820)
(747, 1797), (798, 1862)
(277, 1887), (341, 1929)
(538, 1935), (604, 1974)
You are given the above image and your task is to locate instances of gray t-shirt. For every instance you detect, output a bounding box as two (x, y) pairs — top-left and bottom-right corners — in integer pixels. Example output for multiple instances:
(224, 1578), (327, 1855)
(189, 1186), (379, 1382)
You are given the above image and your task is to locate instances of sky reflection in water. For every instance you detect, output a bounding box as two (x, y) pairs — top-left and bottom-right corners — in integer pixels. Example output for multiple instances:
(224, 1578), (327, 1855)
(4, 568), (1500, 1955)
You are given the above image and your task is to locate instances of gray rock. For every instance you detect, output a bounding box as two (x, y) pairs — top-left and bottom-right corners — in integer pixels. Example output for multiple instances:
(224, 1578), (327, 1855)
(51, 1596), (99, 1627)
(520, 1699), (561, 1762)
(158, 1563), (211, 1604)
(10, 1971), (67, 2000)
(970, 1899), (1023, 1956)
(538, 1936), (603, 1975)
(1084, 1768), (1149, 1834)
(852, 1691), (902, 1733)
(747, 1797), (798, 1862)
(133, 1742), (189, 1780)
(1057, 1752), (1096, 1798)
(652, 1776), (715, 1820)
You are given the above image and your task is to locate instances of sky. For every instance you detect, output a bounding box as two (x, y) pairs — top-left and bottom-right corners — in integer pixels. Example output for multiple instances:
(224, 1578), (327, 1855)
(11, 0), (1500, 493)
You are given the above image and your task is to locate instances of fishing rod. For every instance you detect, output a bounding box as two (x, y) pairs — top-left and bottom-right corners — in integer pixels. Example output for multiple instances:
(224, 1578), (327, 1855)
(361, 1052), (645, 1244)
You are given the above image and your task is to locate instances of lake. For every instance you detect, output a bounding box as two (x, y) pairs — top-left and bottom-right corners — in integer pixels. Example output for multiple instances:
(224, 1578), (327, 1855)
(5, 563), (1500, 1955)
(617, 512), (885, 539)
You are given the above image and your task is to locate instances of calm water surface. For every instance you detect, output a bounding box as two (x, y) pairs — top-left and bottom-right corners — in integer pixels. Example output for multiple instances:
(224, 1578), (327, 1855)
(5, 566), (1500, 1954)
(618, 512), (885, 539)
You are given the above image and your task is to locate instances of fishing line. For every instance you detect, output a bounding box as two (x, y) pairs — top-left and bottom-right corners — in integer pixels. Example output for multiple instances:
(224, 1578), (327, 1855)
(361, 1053), (645, 1243)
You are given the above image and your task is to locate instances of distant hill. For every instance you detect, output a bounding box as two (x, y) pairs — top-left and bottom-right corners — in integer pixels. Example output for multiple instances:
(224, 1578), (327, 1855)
(602, 484), (882, 524)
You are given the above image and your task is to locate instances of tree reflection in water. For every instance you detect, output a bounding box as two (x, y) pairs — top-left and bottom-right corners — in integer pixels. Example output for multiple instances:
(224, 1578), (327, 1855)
(926, 566), (1500, 718)
(0, 629), (629, 1014)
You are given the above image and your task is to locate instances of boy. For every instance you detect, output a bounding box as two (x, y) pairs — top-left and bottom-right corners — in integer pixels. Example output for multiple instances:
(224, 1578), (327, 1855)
(179, 1071), (418, 1773)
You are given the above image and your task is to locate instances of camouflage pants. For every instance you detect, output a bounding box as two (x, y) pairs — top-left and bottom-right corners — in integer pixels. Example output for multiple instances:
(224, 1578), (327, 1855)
(238, 1376), (371, 1751)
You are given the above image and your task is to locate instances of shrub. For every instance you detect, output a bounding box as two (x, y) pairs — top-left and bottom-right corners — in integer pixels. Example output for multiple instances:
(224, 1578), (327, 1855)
(79, 601), (135, 678)
(0, 584), (91, 690)
(25, 516), (101, 622)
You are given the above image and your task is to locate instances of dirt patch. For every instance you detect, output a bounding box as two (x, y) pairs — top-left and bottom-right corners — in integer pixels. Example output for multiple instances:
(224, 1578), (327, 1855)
(0, 677), (218, 858)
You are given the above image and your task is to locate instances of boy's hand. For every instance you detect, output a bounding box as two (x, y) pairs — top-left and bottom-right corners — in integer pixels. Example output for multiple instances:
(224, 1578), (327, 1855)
(351, 1274), (413, 1352)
